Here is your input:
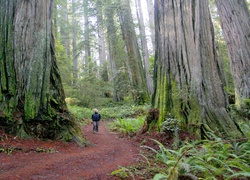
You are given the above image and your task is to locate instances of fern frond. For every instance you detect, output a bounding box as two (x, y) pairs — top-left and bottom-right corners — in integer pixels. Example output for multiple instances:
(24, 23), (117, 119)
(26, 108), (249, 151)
(229, 172), (250, 179)
(167, 167), (178, 180)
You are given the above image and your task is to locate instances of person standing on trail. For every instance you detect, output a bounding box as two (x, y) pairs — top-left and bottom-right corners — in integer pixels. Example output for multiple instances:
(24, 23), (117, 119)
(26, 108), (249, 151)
(92, 109), (101, 133)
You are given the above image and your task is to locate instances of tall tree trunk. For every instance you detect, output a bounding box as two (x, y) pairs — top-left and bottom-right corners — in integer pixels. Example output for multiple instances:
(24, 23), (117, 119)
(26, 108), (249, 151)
(146, 0), (155, 50)
(72, 0), (78, 86)
(135, 0), (154, 95)
(60, 0), (71, 60)
(96, 0), (108, 81)
(104, 0), (128, 101)
(83, 0), (91, 73)
(0, 0), (85, 143)
(118, 0), (149, 104)
(152, 0), (243, 139)
(215, 0), (250, 110)
(53, 0), (58, 39)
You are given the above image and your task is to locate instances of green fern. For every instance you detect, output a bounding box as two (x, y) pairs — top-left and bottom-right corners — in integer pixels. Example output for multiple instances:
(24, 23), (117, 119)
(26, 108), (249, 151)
(144, 136), (250, 179)
(229, 172), (250, 179)
(109, 116), (145, 135)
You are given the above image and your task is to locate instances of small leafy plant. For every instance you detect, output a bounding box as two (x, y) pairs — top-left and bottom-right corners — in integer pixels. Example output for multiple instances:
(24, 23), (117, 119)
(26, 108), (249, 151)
(142, 135), (250, 180)
(108, 116), (145, 136)
(161, 118), (179, 132)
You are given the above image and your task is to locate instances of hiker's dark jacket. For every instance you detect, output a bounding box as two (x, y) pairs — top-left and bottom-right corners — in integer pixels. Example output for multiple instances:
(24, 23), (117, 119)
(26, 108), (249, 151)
(92, 112), (101, 121)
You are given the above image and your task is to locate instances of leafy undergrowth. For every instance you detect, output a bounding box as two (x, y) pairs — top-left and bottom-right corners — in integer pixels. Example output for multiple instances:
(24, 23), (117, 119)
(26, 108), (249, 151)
(111, 130), (250, 180)
(108, 116), (146, 136)
(108, 118), (196, 179)
(68, 104), (150, 122)
(108, 117), (250, 180)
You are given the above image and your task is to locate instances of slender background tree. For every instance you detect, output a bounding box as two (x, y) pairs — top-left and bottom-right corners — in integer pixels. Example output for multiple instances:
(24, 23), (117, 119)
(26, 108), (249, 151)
(118, 0), (149, 104)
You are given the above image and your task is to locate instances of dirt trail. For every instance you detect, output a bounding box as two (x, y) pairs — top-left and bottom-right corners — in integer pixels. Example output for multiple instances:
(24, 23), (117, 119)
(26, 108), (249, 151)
(0, 122), (140, 180)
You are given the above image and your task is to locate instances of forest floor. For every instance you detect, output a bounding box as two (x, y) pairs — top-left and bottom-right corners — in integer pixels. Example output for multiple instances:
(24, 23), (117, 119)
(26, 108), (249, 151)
(0, 122), (142, 180)
(0, 121), (196, 180)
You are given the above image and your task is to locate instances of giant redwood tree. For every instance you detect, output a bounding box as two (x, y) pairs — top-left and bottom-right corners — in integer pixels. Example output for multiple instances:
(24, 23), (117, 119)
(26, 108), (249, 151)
(215, 0), (250, 111)
(152, 0), (243, 139)
(0, 0), (84, 142)
(118, 0), (149, 104)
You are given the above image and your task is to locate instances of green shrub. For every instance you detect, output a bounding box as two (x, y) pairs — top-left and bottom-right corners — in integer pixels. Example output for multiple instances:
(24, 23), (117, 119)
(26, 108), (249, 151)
(101, 105), (150, 119)
(67, 104), (149, 124)
(143, 135), (250, 180)
(162, 118), (179, 132)
(109, 116), (145, 135)
(65, 97), (80, 106)
(67, 105), (93, 123)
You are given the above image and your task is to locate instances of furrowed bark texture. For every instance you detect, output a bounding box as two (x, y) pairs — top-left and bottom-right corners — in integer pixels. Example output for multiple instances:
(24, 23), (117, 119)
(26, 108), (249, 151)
(0, 0), (84, 143)
(215, 0), (250, 110)
(153, 0), (243, 138)
(118, 0), (149, 104)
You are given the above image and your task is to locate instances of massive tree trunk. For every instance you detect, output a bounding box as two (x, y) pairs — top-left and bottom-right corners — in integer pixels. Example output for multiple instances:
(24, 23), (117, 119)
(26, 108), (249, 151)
(215, 0), (250, 110)
(152, 0), (243, 139)
(0, 0), (85, 143)
(118, 0), (149, 104)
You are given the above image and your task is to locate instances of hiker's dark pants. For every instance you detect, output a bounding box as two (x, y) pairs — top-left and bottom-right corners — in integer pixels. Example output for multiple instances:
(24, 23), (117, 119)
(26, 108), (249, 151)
(93, 121), (100, 132)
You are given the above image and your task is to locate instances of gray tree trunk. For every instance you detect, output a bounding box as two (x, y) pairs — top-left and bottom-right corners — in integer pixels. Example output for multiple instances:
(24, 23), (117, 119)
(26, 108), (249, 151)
(60, 0), (71, 60)
(72, 0), (78, 86)
(118, 0), (149, 104)
(146, 0), (155, 50)
(135, 0), (154, 95)
(0, 0), (85, 143)
(152, 0), (243, 139)
(105, 0), (128, 101)
(83, 0), (91, 73)
(96, 0), (108, 81)
(215, 0), (250, 110)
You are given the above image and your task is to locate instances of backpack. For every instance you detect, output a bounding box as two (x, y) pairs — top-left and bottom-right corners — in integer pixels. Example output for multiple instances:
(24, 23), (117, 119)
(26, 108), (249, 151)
(93, 113), (100, 121)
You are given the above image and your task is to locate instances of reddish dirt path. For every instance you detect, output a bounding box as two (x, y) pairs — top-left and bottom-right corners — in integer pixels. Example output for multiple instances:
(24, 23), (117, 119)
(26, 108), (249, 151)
(0, 122), (140, 180)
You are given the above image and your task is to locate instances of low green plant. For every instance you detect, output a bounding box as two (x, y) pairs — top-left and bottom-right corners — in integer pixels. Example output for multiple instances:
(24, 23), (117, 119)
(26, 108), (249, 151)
(161, 118), (179, 132)
(0, 134), (8, 141)
(67, 105), (92, 124)
(143, 136), (250, 180)
(111, 166), (136, 179)
(162, 118), (180, 149)
(109, 116), (145, 135)
(143, 140), (193, 180)
(36, 147), (58, 153)
(67, 104), (149, 123)
(111, 168), (129, 179)
(101, 105), (149, 119)
(0, 147), (14, 154)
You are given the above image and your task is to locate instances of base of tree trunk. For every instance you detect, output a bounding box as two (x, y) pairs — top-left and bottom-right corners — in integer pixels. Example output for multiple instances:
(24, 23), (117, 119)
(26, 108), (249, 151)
(0, 111), (88, 147)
